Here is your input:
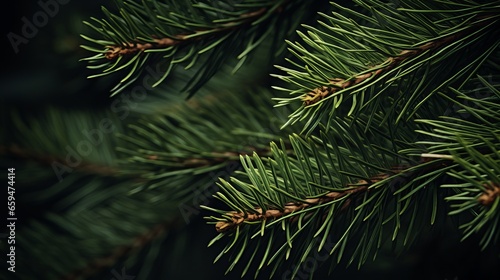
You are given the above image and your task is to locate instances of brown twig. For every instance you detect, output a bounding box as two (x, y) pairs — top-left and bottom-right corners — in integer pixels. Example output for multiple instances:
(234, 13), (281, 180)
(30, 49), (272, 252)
(216, 185), (368, 232)
(105, 37), (182, 59)
(302, 14), (497, 106)
(215, 168), (404, 233)
(478, 183), (500, 206)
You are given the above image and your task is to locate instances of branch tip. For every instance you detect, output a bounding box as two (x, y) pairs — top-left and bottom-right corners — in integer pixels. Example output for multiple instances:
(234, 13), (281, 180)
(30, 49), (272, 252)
(478, 183), (500, 206)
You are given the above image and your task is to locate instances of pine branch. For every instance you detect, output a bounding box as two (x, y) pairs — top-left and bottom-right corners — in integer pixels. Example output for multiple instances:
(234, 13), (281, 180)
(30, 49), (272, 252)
(213, 159), (444, 233)
(203, 79), (499, 276)
(302, 16), (490, 106)
(3, 94), (284, 279)
(0, 144), (122, 178)
(10, 169), (189, 280)
(202, 147), (455, 279)
(201, 109), (447, 276)
(61, 219), (177, 280)
(81, 0), (319, 96)
(116, 89), (294, 192)
(215, 185), (367, 232)
(141, 145), (291, 168)
(413, 76), (500, 249)
(273, 1), (500, 132)
(104, 6), (270, 60)
(3, 105), (126, 173)
(46, 90), (294, 280)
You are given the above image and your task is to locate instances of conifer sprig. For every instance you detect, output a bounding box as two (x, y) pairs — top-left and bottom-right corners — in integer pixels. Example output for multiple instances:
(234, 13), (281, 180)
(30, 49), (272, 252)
(413, 76), (500, 249)
(213, 165), (403, 233)
(273, 0), (500, 133)
(80, 0), (316, 96)
(0, 144), (121, 177)
(202, 1), (499, 277)
(202, 127), (457, 278)
(103, 5), (270, 60)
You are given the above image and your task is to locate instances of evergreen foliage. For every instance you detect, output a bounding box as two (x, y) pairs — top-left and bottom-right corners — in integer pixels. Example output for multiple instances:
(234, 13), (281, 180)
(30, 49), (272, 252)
(81, 0), (316, 96)
(1, 0), (499, 279)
